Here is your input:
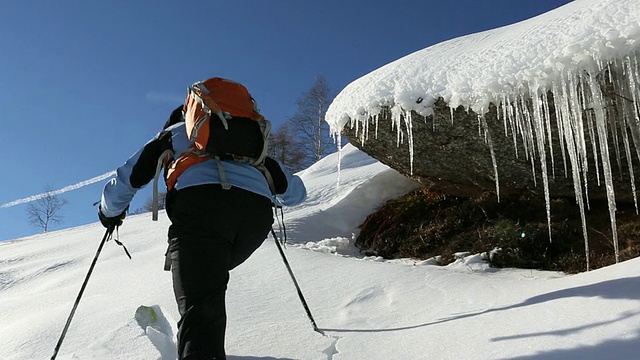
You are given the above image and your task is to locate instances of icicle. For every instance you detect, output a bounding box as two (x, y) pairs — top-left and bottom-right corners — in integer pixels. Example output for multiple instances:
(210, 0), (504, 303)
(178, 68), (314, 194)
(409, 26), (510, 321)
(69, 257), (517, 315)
(450, 106), (455, 124)
(553, 68), (593, 270)
(514, 96), (524, 158)
(624, 53), (640, 164)
(541, 90), (556, 178)
(566, 69), (591, 210)
(621, 116), (639, 214)
(374, 113), (380, 140)
(391, 106), (402, 147)
(619, 55), (640, 213)
(585, 105), (602, 187)
(607, 61), (624, 179)
(524, 95), (537, 163)
(336, 133), (343, 188)
(574, 72), (597, 201)
(405, 111), (415, 175)
(586, 64), (620, 264)
(520, 95), (538, 186)
(552, 79), (569, 178)
(506, 95), (519, 159)
(530, 82), (553, 242)
(613, 57), (639, 194)
(496, 94), (502, 137)
(557, 71), (592, 270)
(480, 114), (500, 202)
(364, 113), (370, 143)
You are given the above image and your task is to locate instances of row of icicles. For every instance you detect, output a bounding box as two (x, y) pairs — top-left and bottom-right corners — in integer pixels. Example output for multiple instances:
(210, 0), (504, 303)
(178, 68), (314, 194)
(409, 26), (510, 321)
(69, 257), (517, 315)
(341, 50), (640, 271)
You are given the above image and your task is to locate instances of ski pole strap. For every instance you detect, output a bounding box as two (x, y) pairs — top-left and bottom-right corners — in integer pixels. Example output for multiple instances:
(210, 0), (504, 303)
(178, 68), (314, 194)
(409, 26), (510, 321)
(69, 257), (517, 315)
(272, 206), (287, 247)
(279, 206), (287, 244)
(113, 238), (132, 259)
(110, 227), (132, 259)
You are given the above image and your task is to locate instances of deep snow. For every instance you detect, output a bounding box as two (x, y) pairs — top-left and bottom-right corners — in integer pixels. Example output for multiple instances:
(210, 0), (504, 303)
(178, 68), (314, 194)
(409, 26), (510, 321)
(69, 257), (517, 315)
(2, 144), (640, 360)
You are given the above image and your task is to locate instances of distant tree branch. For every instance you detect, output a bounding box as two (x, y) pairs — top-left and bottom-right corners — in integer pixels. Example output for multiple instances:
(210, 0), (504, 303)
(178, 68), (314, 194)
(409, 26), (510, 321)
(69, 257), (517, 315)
(287, 75), (338, 167)
(26, 184), (68, 232)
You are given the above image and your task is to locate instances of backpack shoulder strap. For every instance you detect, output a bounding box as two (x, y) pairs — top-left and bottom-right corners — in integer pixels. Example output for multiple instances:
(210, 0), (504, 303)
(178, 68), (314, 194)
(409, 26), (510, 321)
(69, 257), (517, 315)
(255, 163), (277, 195)
(152, 148), (175, 221)
(215, 157), (232, 190)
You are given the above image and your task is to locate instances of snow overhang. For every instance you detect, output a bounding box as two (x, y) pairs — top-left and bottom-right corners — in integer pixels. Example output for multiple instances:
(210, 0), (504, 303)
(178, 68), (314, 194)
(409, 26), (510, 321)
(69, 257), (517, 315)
(325, 0), (640, 134)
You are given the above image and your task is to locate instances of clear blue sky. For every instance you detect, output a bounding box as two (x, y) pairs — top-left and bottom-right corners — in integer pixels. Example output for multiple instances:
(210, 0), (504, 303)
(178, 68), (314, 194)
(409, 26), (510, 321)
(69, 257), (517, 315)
(0, 0), (572, 241)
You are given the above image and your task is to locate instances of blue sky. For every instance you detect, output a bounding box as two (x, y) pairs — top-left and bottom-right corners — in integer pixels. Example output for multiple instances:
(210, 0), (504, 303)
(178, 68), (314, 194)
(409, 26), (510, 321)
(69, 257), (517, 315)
(0, 0), (572, 241)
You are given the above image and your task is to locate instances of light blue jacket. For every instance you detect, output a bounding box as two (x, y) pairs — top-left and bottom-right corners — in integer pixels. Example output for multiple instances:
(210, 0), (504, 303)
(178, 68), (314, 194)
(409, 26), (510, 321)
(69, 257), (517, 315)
(100, 122), (307, 218)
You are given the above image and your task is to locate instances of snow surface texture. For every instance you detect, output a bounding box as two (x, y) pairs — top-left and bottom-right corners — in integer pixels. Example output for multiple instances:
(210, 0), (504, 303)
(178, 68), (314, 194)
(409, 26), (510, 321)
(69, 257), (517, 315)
(325, 0), (640, 270)
(2, 144), (640, 359)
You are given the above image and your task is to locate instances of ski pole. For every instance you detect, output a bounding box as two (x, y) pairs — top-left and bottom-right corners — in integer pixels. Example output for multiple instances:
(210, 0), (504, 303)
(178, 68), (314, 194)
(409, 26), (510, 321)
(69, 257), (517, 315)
(51, 227), (113, 360)
(271, 229), (323, 335)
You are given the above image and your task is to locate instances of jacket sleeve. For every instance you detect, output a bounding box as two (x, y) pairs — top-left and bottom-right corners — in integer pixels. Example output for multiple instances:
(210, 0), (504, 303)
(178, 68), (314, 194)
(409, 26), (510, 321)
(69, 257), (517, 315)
(269, 158), (306, 207)
(275, 172), (306, 207)
(100, 130), (173, 218)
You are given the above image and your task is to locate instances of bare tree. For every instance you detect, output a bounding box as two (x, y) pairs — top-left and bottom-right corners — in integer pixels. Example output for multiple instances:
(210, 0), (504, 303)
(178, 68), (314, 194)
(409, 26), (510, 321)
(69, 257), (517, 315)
(288, 75), (336, 167)
(268, 122), (307, 173)
(26, 185), (68, 232)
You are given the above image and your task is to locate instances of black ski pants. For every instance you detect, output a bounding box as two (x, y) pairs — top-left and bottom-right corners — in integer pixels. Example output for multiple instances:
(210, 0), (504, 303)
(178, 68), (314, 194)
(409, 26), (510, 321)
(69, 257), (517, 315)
(166, 184), (274, 360)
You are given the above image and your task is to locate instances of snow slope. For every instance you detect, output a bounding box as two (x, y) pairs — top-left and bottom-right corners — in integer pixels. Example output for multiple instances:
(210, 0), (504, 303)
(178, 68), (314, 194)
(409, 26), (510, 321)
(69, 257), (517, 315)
(2, 144), (640, 359)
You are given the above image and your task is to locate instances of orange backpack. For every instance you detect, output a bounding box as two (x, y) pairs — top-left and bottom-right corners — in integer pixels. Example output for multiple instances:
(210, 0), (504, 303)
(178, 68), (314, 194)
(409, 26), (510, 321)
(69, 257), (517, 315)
(165, 77), (272, 190)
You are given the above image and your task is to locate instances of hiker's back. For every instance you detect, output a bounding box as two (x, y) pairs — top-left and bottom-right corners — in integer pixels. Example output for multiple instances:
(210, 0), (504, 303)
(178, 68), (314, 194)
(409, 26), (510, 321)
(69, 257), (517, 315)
(167, 123), (276, 197)
(165, 77), (272, 191)
(184, 77), (269, 160)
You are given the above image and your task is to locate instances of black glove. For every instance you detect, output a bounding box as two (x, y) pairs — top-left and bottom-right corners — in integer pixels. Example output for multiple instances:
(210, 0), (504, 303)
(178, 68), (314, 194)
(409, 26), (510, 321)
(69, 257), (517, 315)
(98, 206), (127, 229)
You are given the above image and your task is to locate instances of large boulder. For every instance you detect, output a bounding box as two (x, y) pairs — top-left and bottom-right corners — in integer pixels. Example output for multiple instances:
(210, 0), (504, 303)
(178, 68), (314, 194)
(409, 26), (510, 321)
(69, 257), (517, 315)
(342, 91), (640, 204)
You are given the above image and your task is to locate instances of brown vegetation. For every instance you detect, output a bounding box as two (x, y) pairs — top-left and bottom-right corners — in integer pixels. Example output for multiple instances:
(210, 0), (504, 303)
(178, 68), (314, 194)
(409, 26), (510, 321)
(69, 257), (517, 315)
(356, 188), (640, 273)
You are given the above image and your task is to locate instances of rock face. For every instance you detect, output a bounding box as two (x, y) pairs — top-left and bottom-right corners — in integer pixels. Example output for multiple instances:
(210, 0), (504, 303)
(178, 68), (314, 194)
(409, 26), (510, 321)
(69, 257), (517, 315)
(343, 93), (640, 204)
